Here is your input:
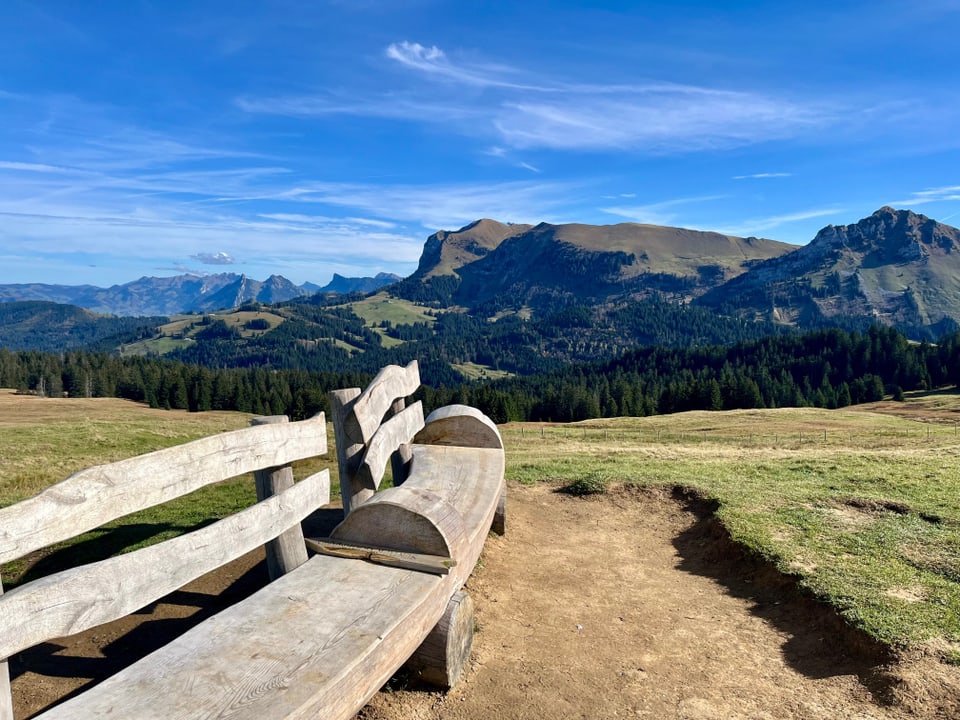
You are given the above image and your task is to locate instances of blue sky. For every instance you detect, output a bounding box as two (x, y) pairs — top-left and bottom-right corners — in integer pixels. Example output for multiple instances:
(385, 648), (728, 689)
(2, 1), (960, 287)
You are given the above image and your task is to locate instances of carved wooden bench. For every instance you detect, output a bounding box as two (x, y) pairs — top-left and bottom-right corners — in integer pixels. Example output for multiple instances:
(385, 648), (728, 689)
(0, 361), (505, 719)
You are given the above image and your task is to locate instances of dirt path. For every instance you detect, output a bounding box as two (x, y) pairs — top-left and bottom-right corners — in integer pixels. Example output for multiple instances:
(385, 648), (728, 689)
(11, 484), (958, 719)
(361, 483), (958, 720)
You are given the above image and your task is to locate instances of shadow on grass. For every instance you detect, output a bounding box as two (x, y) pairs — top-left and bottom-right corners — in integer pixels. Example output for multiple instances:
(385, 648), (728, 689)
(669, 486), (898, 707)
(9, 505), (347, 718)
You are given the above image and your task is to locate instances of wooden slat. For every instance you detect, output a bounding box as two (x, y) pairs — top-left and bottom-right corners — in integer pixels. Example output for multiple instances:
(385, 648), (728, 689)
(0, 578), (11, 720)
(357, 401), (424, 490)
(344, 361), (420, 443)
(34, 554), (448, 720)
(0, 469), (330, 661)
(0, 413), (326, 565)
(305, 537), (455, 575)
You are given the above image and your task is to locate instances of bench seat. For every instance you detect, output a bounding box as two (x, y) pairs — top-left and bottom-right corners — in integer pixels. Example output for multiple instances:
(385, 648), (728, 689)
(36, 445), (505, 720)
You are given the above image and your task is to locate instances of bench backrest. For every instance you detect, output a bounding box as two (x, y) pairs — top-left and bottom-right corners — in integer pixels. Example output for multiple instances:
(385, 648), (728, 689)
(329, 360), (424, 514)
(0, 413), (329, 720)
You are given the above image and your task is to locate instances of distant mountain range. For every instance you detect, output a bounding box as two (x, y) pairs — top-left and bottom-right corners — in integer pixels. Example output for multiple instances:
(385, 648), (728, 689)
(0, 207), (960, 348)
(393, 208), (960, 336)
(0, 272), (400, 317)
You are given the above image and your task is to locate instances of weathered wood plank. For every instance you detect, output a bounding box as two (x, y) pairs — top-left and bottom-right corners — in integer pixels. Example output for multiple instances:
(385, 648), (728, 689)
(0, 469), (330, 661)
(304, 537), (455, 575)
(405, 445), (506, 540)
(332, 486), (468, 561)
(414, 404), (503, 449)
(34, 554), (450, 720)
(387, 398), (413, 486)
(344, 361), (420, 444)
(0, 578), (11, 720)
(357, 401), (424, 491)
(252, 416), (310, 580)
(328, 387), (371, 516)
(0, 413), (327, 565)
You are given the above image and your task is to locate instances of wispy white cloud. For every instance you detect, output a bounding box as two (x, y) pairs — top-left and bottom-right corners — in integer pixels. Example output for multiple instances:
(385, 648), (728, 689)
(732, 172), (793, 180)
(601, 195), (726, 226)
(238, 41), (837, 155)
(715, 207), (845, 236)
(890, 185), (960, 206)
(385, 41), (545, 91)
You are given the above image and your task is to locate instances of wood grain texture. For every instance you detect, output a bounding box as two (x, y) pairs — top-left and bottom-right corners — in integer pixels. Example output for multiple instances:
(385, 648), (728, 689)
(357, 402), (424, 491)
(404, 445), (505, 540)
(387, 399), (413, 487)
(344, 361), (420, 444)
(304, 538), (455, 575)
(34, 553), (454, 720)
(405, 590), (474, 688)
(332, 486), (468, 561)
(328, 387), (371, 516)
(0, 413), (327, 565)
(414, 405), (503, 449)
(252, 416), (310, 580)
(0, 579), (11, 720)
(0, 469), (330, 661)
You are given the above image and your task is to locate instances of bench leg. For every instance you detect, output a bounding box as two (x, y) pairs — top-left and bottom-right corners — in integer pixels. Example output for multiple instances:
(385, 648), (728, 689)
(491, 485), (506, 536)
(0, 578), (12, 720)
(405, 590), (475, 689)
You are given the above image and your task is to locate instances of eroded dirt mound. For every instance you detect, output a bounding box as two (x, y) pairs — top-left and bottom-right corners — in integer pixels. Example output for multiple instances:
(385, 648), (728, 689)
(360, 483), (959, 720)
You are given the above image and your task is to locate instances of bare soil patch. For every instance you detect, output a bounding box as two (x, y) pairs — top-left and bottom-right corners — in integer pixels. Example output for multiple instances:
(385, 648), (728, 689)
(9, 486), (959, 719)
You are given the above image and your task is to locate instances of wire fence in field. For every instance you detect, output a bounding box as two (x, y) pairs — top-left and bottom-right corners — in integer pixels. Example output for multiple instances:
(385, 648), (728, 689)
(504, 422), (960, 451)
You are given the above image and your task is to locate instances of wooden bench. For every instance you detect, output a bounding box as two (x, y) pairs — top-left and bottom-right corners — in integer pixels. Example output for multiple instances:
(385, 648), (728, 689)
(0, 361), (505, 719)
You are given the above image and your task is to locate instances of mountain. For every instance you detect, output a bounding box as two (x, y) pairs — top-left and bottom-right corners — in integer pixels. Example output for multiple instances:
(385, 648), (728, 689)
(396, 219), (797, 312)
(316, 272), (401, 295)
(409, 219), (534, 280)
(0, 273), (313, 316)
(697, 207), (960, 335)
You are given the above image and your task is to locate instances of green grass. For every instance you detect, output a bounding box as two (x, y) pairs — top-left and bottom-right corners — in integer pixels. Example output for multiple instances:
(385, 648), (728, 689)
(504, 404), (960, 650)
(452, 362), (512, 381)
(345, 293), (437, 327)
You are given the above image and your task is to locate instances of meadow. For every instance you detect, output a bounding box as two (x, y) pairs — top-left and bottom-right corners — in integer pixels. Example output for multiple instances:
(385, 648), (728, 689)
(1, 388), (958, 659)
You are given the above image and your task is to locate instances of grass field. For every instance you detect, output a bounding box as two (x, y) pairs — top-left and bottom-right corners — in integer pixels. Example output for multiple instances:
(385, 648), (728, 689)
(503, 393), (960, 654)
(344, 293), (437, 347)
(451, 362), (512, 381)
(2, 388), (959, 656)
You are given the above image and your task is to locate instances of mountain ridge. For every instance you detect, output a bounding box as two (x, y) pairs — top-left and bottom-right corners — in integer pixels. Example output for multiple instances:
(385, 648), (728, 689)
(0, 271), (399, 316)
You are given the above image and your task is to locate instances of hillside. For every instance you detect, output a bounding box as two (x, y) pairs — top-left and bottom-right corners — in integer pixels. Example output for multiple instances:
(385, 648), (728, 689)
(0, 302), (162, 353)
(698, 207), (960, 336)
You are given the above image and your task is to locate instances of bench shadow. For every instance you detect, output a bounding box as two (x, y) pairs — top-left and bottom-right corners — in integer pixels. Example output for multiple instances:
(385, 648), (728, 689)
(669, 488), (897, 706)
(10, 507), (346, 718)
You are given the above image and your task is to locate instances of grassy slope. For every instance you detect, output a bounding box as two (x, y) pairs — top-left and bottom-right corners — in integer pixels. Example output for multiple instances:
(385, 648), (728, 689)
(504, 394), (960, 653)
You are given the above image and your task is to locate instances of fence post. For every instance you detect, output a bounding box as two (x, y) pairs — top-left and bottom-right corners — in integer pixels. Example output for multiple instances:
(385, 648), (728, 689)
(328, 388), (372, 516)
(251, 415), (309, 581)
